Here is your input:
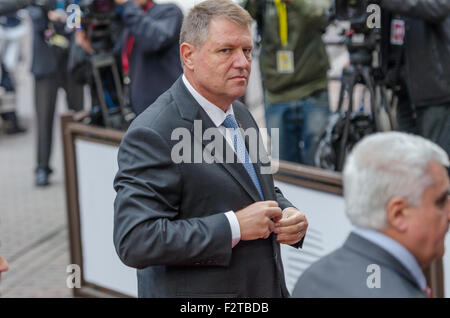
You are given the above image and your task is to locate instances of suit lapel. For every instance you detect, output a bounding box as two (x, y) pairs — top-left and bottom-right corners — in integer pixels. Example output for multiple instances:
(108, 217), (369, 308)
(233, 104), (276, 201)
(171, 77), (262, 202)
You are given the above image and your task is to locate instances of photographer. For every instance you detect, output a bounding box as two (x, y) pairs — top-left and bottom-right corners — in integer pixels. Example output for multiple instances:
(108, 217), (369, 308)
(379, 0), (450, 157)
(29, 0), (84, 186)
(114, 0), (182, 115)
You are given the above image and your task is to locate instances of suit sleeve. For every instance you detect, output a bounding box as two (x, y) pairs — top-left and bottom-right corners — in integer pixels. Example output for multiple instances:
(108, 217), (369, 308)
(381, 0), (450, 23)
(274, 186), (304, 249)
(113, 126), (233, 269)
(119, 1), (182, 53)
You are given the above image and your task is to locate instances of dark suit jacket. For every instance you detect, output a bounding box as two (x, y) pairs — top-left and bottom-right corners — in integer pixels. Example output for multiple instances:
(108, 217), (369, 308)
(119, 1), (183, 115)
(28, 0), (72, 79)
(0, 0), (31, 15)
(291, 232), (427, 298)
(114, 77), (299, 297)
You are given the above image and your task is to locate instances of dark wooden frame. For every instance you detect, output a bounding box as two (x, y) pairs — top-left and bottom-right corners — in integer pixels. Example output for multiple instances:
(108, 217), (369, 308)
(61, 112), (445, 298)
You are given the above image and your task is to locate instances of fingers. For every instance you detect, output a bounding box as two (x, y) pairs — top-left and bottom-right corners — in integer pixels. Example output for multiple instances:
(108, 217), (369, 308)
(276, 210), (306, 228)
(275, 221), (307, 235)
(264, 207), (283, 220)
(274, 209), (308, 245)
(276, 223), (307, 244)
(261, 200), (279, 208)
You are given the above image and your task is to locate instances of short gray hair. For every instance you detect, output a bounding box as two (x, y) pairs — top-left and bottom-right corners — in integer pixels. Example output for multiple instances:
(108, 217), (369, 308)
(180, 0), (253, 48)
(343, 132), (449, 230)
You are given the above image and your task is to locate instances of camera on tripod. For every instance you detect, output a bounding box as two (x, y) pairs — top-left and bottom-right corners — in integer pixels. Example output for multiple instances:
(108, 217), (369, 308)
(312, 0), (401, 171)
(79, 0), (116, 53)
(73, 0), (135, 131)
(335, 0), (372, 33)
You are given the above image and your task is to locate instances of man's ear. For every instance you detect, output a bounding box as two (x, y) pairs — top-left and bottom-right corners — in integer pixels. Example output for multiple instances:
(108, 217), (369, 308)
(386, 196), (410, 232)
(180, 42), (196, 71)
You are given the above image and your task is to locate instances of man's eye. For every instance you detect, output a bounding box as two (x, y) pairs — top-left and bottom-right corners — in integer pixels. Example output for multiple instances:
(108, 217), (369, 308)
(436, 193), (449, 208)
(220, 49), (230, 53)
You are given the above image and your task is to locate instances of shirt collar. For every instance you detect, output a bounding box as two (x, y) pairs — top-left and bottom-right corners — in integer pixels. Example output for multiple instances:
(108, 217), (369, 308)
(182, 74), (234, 128)
(352, 227), (427, 290)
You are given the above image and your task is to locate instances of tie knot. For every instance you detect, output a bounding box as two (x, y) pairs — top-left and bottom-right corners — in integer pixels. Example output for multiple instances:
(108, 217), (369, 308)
(222, 114), (239, 129)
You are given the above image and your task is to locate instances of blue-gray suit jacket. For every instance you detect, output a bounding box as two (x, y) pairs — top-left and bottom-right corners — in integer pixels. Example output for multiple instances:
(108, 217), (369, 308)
(292, 233), (427, 298)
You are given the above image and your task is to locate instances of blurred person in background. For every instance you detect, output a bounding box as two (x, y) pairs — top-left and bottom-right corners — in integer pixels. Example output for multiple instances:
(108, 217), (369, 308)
(378, 0), (450, 160)
(292, 132), (450, 298)
(114, 0), (183, 115)
(0, 251), (7, 296)
(244, 0), (331, 165)
(0, 11), (28, 135)
(28, 0), (84, 186)
(0, 252), (8, 286)
(0, 252), (8, 277)
(0, 0), (32, 15)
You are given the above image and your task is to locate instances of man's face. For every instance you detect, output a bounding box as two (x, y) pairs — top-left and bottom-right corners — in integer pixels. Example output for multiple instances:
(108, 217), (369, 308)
(188, 18), (253, 108)
(407, 161), (450, 268)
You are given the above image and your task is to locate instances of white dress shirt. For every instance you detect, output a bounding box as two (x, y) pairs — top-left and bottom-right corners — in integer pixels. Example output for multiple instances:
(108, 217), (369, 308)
(182, 75), (241, 248)
(353, 227), (426, 291)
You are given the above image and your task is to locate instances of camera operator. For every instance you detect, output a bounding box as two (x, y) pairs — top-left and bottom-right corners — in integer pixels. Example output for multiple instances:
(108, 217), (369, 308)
(28, 0), (84, 186)
(379, 0), (450, 158)
(112, 0), (182, 115)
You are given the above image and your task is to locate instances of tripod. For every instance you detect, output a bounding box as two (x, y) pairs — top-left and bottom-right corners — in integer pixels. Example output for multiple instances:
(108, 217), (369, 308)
(333, 34), (396, 171)
(89, 53), (135, 130)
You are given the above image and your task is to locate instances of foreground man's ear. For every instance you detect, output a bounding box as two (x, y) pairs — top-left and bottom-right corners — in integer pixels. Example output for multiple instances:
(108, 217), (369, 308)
(180, 42), (196, 71)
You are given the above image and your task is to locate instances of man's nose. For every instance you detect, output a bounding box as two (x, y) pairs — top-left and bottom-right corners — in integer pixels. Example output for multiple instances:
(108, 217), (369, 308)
(232, 49), (251, 69)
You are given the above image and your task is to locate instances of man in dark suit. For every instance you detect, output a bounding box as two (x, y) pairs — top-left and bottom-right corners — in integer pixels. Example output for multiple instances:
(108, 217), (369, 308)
(114, 0), (183, 115)
(292, 132), (450, 298)
(114, 0), (308, 298)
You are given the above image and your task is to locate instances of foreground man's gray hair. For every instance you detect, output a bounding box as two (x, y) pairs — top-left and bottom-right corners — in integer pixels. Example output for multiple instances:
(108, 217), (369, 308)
(343, 132), (449, 230)
(180, 0), (253, 48)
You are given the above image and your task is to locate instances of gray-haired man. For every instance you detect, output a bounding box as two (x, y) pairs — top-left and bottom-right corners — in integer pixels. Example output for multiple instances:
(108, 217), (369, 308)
(292, 132), (449, 298)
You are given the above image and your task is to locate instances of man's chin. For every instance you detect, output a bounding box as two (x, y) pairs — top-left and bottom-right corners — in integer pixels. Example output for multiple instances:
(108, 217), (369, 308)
(228, 87), (247, 100)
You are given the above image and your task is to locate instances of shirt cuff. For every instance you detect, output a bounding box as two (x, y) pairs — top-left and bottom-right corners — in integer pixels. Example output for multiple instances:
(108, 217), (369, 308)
(224, 211), (241, 248)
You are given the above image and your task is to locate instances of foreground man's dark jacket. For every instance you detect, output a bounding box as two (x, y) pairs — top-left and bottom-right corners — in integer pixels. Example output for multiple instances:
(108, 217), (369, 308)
(114, 77), (298, 298)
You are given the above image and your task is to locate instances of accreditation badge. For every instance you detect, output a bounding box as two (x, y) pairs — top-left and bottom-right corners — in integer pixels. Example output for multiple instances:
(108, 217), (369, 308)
(276, 50), (294, 74)
(390, 19), (405, 46)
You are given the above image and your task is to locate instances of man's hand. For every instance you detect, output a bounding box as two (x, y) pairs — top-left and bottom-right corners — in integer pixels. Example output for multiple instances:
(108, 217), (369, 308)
(115, 0), (129, 5)
(48, 10), (67, 23)
(274, 207), (308, 245)
(235, 201), (283, 241)
(75, 30), (94, 55)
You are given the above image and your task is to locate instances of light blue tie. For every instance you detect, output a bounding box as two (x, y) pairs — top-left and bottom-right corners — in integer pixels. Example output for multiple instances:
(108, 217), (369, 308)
(222, 114), (264, 200)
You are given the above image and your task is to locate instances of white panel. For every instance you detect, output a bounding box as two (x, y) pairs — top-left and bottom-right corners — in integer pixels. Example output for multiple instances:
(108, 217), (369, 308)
(74, 139), (449, 297)
(75, 139), (138, 297)
(275, 180), (352, 294)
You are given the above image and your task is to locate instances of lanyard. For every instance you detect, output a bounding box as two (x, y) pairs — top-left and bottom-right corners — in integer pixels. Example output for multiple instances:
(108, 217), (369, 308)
(274, 0), (288, 47)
